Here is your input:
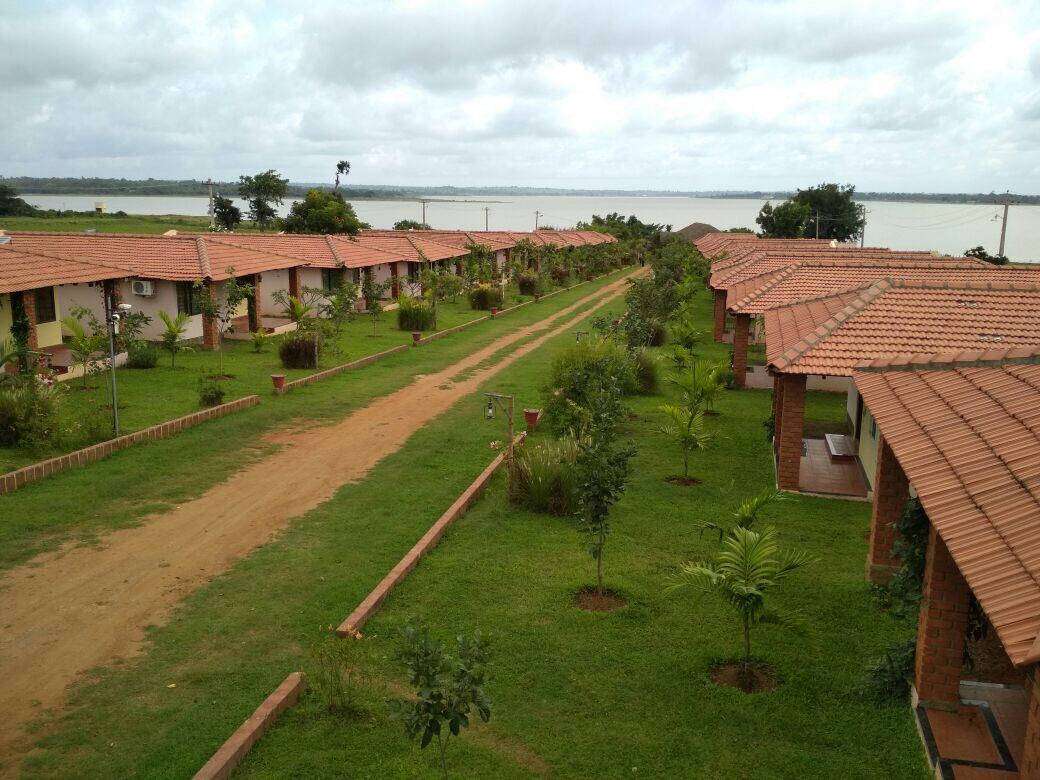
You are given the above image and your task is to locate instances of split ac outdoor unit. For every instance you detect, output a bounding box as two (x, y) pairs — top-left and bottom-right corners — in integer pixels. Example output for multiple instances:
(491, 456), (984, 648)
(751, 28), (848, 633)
(131, 279), (155, 297)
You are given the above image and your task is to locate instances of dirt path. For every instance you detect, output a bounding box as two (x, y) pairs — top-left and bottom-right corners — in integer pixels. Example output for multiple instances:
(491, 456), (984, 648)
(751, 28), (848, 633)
(0, 270), (641, 764)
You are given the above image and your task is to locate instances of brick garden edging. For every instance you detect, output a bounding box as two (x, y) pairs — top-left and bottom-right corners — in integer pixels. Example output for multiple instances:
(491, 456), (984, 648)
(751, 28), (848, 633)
(336, 432), (527, 638)
(192, 672), (305, 780)
(0, 395), (261, 496)
(279, 344), (410, 393)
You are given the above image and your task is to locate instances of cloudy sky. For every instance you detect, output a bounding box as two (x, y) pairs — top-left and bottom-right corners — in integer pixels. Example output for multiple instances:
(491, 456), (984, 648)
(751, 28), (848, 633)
(2, 0), (1039, 192)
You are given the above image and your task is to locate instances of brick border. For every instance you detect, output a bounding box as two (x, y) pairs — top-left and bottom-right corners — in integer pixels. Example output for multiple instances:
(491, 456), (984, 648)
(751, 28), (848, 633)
(192, 672), (305, 780)
(279, 344), (410, 393)
(0, 395), (261, 495)
(336, 432), (527, 638)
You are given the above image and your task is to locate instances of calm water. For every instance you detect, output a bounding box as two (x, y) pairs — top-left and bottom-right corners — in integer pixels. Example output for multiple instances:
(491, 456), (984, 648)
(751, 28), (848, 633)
(22, 194), (1040, 262)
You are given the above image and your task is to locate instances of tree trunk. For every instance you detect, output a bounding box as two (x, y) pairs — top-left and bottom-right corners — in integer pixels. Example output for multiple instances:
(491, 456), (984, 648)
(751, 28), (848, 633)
(597, 527), (605, 596)
(742, 612), (751, 672)
(437, 732), (449, 779)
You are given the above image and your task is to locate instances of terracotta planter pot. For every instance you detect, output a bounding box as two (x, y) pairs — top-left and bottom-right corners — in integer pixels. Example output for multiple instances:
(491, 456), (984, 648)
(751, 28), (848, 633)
(490, 307), (499, 318)
(271, 374), (286, 394)
(411, 331), (422, 346)
(523, 408), (541, 431)
(534, 293), (541, 302)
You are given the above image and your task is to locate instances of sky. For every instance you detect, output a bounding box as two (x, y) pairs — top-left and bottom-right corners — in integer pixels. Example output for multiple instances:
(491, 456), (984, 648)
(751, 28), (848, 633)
(2, 0), (1039, 193)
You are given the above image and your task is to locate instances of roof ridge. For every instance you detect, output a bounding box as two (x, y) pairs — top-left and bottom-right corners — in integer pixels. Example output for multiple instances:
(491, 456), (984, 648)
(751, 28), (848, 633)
(884, 278), (1040, 292)
(195, 237), (213, 278)
(763, 282), (877, 309)
(855, 345), (1040, 373)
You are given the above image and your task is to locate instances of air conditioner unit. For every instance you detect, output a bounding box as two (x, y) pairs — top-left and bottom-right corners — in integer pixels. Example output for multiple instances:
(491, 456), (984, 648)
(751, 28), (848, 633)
(131, 279), (155, 297)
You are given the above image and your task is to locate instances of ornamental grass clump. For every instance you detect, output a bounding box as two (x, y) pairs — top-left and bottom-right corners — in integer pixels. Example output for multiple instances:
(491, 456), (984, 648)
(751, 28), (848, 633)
(396, 295), (436, 331)
(509, 436), (580, 516)
(278, 331), (318, 369)
(467, 284), (503, 311)
(517, 271), (540, 296)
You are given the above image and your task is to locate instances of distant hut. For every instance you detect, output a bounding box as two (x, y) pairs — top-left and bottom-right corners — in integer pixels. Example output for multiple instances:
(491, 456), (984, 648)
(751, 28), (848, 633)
(675, 222), (718, 242)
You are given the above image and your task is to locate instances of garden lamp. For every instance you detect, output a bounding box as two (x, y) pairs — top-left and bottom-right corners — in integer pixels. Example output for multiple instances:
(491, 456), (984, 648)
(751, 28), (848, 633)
(106, 299), (132, 436)
(483, 392), (515, 464)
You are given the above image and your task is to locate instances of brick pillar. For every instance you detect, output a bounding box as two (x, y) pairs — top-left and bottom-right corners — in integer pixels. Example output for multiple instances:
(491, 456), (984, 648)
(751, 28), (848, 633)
(288, 267), (301, 298)
(771, 373), (784, 452)
(866, 436), (910, 584)
(775, 373), (806, 490)
(713, 289), (727, 341)
(914, 525), (970, 710)
(391, 264), (400, 298)
(455, 261), (463, 276)
(1023, 667), (1040, 777)
(18, 290), (40, 350)
(731, 313), (750, 389)
(248, 274), (262, 332)
(202, 281), (219, 350)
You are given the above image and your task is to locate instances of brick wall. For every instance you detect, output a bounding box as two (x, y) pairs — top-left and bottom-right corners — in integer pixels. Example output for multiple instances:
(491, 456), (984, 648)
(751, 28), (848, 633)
(775, 373), (806, 490)
(288, 267), (301, 299)
(731, 314), (750, 389)
(914, 525), (971, 709)
(0, 395), (261, 495)
(713, 289), (727, 341)
(866, 436), (910, 584)
(202, 281), (219, 349)
(1023, 667), (1040, 777)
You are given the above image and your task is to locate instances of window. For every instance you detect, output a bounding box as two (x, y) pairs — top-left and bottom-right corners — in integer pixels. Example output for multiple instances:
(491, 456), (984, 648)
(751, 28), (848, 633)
(34, 287), (57, 323)
(869, 415), (877, 441)
(176, 282), (201, 315)
(321, 268), (344, 292)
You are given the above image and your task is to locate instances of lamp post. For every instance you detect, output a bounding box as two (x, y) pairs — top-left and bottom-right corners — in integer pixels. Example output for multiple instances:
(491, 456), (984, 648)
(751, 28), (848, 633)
(105, 293), (132, 436)
(484, 392), (515, 464)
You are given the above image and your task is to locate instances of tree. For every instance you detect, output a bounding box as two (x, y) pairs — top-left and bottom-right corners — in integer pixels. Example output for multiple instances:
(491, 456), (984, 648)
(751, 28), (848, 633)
(672, 358), (727, 414)
(158, 311), (192, 368)
(361, 271), (392, 336)
(693, 489), (786, 541)
(394, 219), (431, 230)
(212, 195), (241, 231)
(796, 183), (864, 241)
(281, 189), (364, 234)
(657, 404), (713, 481)
(965, 245), (1009, 266)
(60, 306), (107, 388)
(576, 378), (635, 596)
(238, 169), (289, 230)
(755, 200), (810, 238)
(0, 184), (37, 217)
(334, 160), (351, 191)
(195, 270), (254, 375)
(389, 622), (492, 779)
(667, 526), (813, 681)
(462, 242), (494, 286)
(418, 256), (461, 329)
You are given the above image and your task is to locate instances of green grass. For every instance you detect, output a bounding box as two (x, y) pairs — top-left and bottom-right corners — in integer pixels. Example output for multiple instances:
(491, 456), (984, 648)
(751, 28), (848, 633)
(0, 270), (628, 571)
(14, 283), (925, 779)
(0, 214), (256, 233)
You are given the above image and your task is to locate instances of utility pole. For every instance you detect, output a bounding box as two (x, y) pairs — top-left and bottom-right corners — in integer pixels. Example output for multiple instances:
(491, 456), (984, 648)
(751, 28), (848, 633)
(859, 204), (866, 248)
(535, 210), (542, 230)
(998, 192), (1011, 257)
(484, 207), (490, 231)
(206, 179), (215, 230)
(421, 199), (429, 225)
(814, 211), (820, 240)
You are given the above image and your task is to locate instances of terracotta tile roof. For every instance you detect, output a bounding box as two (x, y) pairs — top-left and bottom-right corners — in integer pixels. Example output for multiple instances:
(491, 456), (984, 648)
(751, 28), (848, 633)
(347, 233), (468, 263)
(853, 351), (1040, 666)
(0, 244), (127, 294)
(729, 261), (1040, 314)
(711, 249), (943, 289)
(707, 239), (849, 279)
(693, 232), (760, 256)
(766, 280), (1040, 375)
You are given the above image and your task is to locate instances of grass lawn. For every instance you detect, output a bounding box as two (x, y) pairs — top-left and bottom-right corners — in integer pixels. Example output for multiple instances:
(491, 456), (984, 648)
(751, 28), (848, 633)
(0, 214), (253, 233)
(0, 280), (576, 474)
(15, 282), (926, 779)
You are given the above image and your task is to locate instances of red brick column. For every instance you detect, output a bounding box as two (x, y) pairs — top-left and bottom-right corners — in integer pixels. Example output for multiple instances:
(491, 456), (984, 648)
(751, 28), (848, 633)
(18, 290), (40, 350)
(1023, 667), (1040, 777)
(771, 373), (784, 452)
(866, 436), (910, 584)
(775, 373), (806, 490)
(713, 289), (727, 342)
(455, 261), (463, 277)
(914, 525), (970, 709)
(391, 264), (400, 298)
(288, 267), (301, 299)
(248, 274), (262, 332)
(731, 313), (750, 389)
(202, 281), (219, 350)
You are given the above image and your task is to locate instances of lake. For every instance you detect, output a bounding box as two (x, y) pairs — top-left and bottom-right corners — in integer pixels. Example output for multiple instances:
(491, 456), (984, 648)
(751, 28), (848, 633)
(21, 194), (1040, 262)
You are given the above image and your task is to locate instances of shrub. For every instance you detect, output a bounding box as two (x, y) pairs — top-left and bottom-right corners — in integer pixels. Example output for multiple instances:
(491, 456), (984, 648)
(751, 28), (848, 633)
(0, 377), (62, 449)
(549, 266), (571, 286)
(468, 284), (503, 311)
(396, 295), (436, 331)
(648, 321), (668, 346)
(197, 376), (226, 408)
(250, 330), (267, 354)
(865, 637), (917, 700)
(279, 331), (318, 369)
(509, 437), (580, 516)
(633, 348), (660, 394)
(517, 272), (539, 295)
(126, 340), (158, 369)
(542, 337), (637, 436)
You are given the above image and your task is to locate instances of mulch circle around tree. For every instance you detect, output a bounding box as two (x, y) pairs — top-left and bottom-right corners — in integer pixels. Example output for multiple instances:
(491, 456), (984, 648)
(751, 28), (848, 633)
(574, 586), (627, 612)
(666, 475), (702, 486)
(710, 661), (778, 693)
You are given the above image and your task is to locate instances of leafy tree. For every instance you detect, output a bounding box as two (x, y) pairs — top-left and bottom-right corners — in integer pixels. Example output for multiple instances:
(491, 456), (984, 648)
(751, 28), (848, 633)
(577, 212), (666, 242)
(158, 311), (193, 368)
(334, 160), (351, 191)
(667, 526), (813, 679)
(0, 183), (37, 217)
(238, 169), (289, 230)
(575, 378), (635, 596)
(361, 271), (392, 336)
(797, 183), (864, 241)
(281, 188), (364, 234)
(463, 242), (494, 286)
(418, 256), (463, 328)
(60, 306), (107, 388)
(755, 200), (810, 238)
(195, 270), (254, 374)
(212, 195), (241, 231)
(964, 245), (1009, 266)
(394, 219), (431, 230)
(389, 622), (492, 779)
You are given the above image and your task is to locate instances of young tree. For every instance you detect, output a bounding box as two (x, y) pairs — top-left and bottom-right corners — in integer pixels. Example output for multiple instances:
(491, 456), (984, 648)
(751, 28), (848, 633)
(238, 169), (289, 230)
(672, 358), (727, 414)
(158, 311), (193, 368)
(60, 306), (107, 388)
(389, 622), (492, 779)
(361, 271), (392, 337)
(195, 269), (254, 375)
(576, 378), (635, 596)
(334, 160), (351, 191)
(281, 189), (364, 234)
(657, 404), (713, 481)
(667, 526), (813, 680)
(212, 195), (241, 231)
(693, 489), (786, 541)
(462, 242), (494, 286)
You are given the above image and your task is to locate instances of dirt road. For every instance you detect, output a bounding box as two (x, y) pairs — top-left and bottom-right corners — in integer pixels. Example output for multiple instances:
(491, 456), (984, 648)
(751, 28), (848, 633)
(0, 270), (640, 763)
